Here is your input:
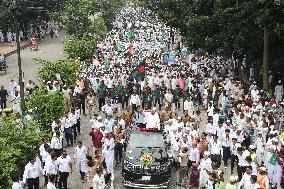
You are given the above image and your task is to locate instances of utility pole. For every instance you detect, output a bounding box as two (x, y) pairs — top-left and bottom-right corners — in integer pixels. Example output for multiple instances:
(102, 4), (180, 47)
(14, 9), (26, 113)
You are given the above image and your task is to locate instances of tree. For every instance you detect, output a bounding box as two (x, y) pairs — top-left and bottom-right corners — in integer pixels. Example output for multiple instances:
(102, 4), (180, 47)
(64, 36), (100, 61)
(36, 58), (80, 88)
(0, 116), (49, 188)
(137, 0), (284, 87)
(26, 86), (68, 129)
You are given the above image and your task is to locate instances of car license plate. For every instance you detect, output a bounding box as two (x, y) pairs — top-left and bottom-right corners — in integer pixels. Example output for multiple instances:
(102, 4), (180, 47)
(142, 176), (151, 180)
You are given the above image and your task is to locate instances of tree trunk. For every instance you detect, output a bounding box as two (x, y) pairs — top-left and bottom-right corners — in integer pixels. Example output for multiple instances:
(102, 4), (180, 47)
(263, 28), (269, 90)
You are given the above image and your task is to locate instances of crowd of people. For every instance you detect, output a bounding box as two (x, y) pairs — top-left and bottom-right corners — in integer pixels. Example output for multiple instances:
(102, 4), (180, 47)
(5, 1), (284, 189)
(0, 21), (59, 45)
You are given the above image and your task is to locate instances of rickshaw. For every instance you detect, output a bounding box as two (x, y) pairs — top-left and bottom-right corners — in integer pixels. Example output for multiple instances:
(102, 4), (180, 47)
(29, 36), (38, 51)
(0, 55), (7, 74)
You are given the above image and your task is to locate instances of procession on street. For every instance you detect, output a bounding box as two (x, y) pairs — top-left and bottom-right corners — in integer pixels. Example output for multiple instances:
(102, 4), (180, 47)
(1, 1), (283, 189)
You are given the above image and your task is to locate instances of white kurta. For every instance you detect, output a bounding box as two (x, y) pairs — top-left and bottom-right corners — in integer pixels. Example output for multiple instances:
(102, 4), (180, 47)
(274, 84), (283, 102)
(144, 112), (160, 129)
(74, 146), (88, 172)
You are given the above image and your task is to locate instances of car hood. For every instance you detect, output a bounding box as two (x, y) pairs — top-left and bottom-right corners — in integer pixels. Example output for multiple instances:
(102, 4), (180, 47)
(125, 146), (168, 166)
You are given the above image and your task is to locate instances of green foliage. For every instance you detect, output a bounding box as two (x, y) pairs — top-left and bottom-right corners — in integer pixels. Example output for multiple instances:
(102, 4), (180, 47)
(60, 0), (94, 37)
(0, 117), (49, 188)
(26, 86), (68, 129)
(98, 0), (124, 29)
(92, 16), (108, 39)
(0, 0), (65, 31)
(138, 0), (284, 71)
(36, 58), (80, 88)
(64, 36), (100, 61)
(59, 0), (112, 37)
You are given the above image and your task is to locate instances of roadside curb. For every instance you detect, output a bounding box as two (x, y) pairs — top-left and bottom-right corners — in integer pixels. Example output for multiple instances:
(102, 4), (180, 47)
(3, 42), (30, 57)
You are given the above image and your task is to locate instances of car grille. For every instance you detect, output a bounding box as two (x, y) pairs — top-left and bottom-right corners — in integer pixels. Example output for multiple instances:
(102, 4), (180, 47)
(132, 165), (160, 175)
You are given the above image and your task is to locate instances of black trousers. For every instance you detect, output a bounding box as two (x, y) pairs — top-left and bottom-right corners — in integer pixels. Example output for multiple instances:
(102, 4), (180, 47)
(76, 119), (81, 135)
(237, 165), (246, 181)
(122, 97), (129, 109)
(0, 99), (6, 109)
(231, 154), (237, 173)
(132, 104), (137, 113)
(80, 102), (85, 114)
(98, 98), (105, 110)
(114, 143), (123, 164)
(154, 99), (161, 109)
(27, 177), (39, 189)
(42, 162), (48, 184)
(58, 172), (69, 189)
(72, 124), (77, 141)
(222, 146), (231, 167)
(80, 171), (85, 180)
(211, 154), (222, 168)
(174, 99), (180, 109)
(65, 128), (73, 146)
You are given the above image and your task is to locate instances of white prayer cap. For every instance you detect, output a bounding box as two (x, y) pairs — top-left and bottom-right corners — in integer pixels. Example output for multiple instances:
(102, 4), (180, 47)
(47, 81), (51, 84)
(97, 116), (102, 120)
(152, 107), (156, 111)
(259, 167), (267, 172)
(272, 138), (278, 143)
(229, 176), (238, 183)
(278, 80), (282, 83)
(177, 116), (181, 120)
(204, 151), (210, 156)
(249, 145), (255, 149)
(237, 127), (242, 131)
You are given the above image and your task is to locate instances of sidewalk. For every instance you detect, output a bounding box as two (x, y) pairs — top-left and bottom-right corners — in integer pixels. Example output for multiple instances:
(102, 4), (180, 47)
(0, 29), (53, 57)
(0, 41), (30, 57)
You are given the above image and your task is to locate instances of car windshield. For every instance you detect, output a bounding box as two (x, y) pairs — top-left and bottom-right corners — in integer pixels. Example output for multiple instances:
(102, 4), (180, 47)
(128, 131), (164, 148)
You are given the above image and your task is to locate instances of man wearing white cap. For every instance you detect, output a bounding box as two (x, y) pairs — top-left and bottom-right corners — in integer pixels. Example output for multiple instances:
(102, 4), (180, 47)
(144, 107), (160, 130)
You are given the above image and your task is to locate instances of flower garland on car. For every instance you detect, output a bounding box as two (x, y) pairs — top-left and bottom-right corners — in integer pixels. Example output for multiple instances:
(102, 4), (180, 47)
(139, 152), (155, 166)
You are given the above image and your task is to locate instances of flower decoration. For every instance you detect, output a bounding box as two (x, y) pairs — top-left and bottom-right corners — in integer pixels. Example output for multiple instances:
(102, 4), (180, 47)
(139, 153), (155, 166)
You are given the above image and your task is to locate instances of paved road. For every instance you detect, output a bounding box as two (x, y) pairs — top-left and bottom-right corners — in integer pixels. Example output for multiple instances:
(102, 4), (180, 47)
(0, 33), (65, 88)
(0, 33), (233, 189)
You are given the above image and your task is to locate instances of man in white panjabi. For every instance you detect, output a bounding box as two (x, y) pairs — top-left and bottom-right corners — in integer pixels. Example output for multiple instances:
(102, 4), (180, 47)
(74, 141), (88, 183)
(144, 107), (160, 129)
(274, 80), (283, 102)
(103, 133), (115, 181)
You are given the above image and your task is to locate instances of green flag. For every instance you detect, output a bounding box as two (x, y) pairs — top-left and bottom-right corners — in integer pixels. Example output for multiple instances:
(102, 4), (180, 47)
(268, 152), (279, 165)
(104, 57), (110, 71)
(129, 30), (134, 43)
